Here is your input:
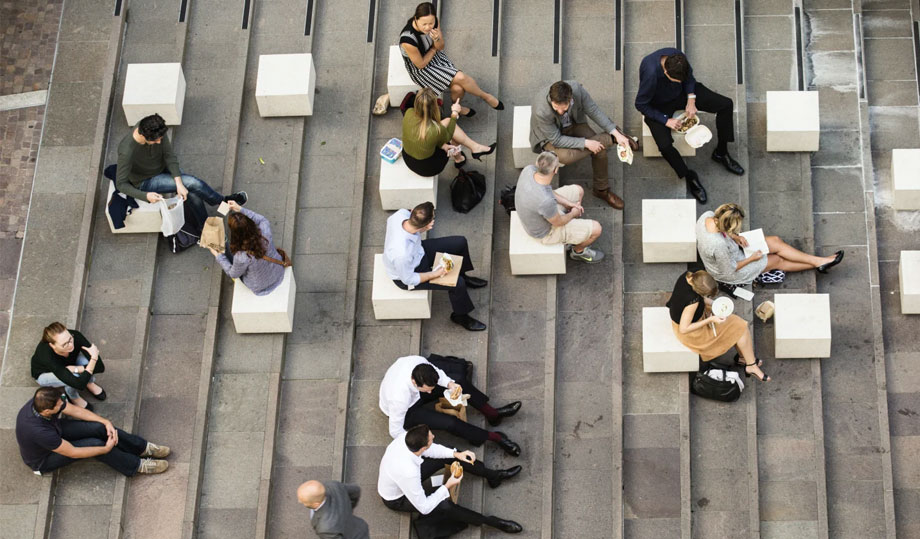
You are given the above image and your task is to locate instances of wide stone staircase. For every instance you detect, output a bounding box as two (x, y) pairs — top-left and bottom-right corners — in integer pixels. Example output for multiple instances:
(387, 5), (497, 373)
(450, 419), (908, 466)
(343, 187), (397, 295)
(0, 1), (915, 539)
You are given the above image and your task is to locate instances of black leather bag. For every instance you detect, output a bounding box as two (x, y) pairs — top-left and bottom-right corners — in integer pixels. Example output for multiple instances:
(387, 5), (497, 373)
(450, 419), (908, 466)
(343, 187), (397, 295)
(499, 184), (516, 215)
(690, 366), (742, 402)
(450, 169), (486, 213)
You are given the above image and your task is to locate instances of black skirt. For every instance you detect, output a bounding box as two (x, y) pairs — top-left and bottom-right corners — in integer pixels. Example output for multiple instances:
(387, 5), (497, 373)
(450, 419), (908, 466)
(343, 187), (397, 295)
(403, 148), (449, 177)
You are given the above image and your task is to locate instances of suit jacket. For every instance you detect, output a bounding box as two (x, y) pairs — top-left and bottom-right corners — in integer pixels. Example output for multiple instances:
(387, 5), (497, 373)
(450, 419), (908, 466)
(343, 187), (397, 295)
(529, 80), (618, 153)
(310, 481), (370, 539)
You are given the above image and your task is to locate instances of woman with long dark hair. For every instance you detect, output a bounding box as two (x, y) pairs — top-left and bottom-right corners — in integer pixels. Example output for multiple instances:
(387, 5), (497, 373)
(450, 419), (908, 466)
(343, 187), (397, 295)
(210, 201), (285, 295)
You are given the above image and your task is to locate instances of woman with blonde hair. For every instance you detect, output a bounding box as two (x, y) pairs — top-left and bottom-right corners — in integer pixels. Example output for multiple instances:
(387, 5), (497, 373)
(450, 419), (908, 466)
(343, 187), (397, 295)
(667, 270), (770, 381)
(401, 88), (495, 177)
(696, 203), (843, 285)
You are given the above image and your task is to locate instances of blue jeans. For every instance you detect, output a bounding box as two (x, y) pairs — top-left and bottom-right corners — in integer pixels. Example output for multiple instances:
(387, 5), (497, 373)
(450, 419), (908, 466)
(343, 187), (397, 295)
(35, 354), (92, 401)
(140, 172), (223, 206)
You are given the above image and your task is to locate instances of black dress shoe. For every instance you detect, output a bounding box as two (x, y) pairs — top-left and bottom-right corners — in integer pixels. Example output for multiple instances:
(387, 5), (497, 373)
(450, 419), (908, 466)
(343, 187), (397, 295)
(464, 275), (488, 289)
(711, 150), (745, 175)
(487, 465), (523, 488)
(487, 401), (522, 426)
(487, 517), (523, 533)
(492, 99), (505, 111)
(494, 431), (521, 456)
(90, 387), (107, 401)
(450, 313), (487, 331)
(685, 170), (708, 204)
(816, 250), (844, 274)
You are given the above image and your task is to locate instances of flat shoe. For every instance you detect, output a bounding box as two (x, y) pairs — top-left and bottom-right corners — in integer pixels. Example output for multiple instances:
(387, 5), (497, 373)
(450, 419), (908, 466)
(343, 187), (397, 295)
(90, 387), (107, 401)
(816, 250), (844, 274)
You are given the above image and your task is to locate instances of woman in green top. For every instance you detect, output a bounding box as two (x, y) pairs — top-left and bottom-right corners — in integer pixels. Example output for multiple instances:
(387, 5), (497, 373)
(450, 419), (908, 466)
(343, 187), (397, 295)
(401, 88), (496, 177)
(31, 322), (106, 411)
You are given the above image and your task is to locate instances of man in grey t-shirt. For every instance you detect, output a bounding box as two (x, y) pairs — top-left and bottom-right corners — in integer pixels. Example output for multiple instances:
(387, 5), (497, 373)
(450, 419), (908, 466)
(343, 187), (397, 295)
(514, 152), (604, 263)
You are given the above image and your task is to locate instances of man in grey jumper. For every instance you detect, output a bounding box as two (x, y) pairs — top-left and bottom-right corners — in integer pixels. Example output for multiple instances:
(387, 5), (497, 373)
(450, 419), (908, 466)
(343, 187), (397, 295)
(530, 80), (633, 210)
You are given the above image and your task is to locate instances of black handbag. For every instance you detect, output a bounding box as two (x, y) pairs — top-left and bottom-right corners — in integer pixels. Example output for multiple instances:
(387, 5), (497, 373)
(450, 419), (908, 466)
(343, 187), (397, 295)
(499, 184), (516, 215)
(450, 169), (486, 213)
(690, 366), (742, 402)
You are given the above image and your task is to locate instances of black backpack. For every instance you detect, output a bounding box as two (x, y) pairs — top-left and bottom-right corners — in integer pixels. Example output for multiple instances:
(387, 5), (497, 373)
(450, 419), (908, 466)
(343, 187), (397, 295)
(167, 193), (208, 254)
(450, 168), (486, 213)
(499, 185), (516, 215)
(690, 366), (742, 402)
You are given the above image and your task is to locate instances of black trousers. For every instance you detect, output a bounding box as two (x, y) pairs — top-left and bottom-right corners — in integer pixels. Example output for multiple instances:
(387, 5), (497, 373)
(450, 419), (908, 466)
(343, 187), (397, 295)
(38, 420), (147, 476)
(404, 355), (491, 445)
(394, 236), (476, 315)
(643, 83), (734, 178)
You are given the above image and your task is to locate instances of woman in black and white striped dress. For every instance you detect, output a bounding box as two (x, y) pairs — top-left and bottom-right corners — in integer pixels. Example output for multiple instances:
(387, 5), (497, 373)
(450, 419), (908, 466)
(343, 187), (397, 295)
(399, 2), (504, 117)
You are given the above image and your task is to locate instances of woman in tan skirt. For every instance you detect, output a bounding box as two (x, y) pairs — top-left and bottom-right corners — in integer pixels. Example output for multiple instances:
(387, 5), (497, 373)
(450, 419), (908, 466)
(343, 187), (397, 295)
(667, 270), (770, 382)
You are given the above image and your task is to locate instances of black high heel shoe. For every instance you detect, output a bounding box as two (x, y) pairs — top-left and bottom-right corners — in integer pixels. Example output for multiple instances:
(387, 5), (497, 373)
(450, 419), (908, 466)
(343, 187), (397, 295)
(492, 99), (504, 110)
(743, 362), (771, 382)
(816, 250), (844, 274)
(472, 143), (496, 161)
(734, 353), (762, 368)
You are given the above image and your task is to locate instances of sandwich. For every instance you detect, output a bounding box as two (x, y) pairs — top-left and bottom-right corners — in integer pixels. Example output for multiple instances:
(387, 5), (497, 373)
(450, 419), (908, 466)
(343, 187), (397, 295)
(450, 384), (463, 401)
(441, 254), (454, 273)
(450, 461), (463, 478)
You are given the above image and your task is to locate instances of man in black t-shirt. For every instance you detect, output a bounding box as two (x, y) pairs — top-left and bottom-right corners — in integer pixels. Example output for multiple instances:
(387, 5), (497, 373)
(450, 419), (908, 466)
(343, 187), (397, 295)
(15, 387), (171, 476)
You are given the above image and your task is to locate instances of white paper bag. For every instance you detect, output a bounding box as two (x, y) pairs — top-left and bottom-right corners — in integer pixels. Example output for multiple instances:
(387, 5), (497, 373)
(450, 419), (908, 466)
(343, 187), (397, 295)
(159, 196), (185, 236)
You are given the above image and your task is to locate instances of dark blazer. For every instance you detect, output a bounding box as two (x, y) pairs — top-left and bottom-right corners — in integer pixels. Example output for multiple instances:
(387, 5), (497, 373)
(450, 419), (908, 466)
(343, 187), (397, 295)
(310, 481), (370, 539)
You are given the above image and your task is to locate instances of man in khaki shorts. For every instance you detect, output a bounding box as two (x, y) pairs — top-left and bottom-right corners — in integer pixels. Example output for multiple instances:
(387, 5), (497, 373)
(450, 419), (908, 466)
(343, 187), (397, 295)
(513, 151), (604, 263)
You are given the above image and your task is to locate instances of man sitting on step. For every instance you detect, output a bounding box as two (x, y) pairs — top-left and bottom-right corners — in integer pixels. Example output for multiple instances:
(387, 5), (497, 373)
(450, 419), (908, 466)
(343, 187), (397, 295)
(380, 354), (522, 456)
(515, 151), (605, 264)
(635, 48), (745, 204)
(383, 201), (489, 331)
(378, 424), (523, 536)
(15, 387), (170, 476)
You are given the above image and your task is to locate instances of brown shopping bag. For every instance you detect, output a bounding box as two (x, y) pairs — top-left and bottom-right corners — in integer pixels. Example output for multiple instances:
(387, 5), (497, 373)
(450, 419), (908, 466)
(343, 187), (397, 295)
(199, 217), (225, 252)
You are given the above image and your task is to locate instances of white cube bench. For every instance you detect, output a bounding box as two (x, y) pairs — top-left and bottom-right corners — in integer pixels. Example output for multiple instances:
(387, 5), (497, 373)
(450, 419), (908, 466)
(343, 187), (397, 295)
(891, 149), (920, 210)
(372, 254), (431, 320)
(900, 250), (920, 314)
(642, 307), (699, 372)
(766, 91), (820, 152)
(122, 63), (186, 126)
(255, 53), (316, 117)
(774, 293), (831, 358)
(105, 181), (162, 234)
(379, 158), (438, 211)
(508, 211), (566, 275)
(231, 266), (296, 333)
(642, 199), (697, 263)
(388, 45), (421, 108)
(513, 106), (533, 168)
(642, 113), (696, 157)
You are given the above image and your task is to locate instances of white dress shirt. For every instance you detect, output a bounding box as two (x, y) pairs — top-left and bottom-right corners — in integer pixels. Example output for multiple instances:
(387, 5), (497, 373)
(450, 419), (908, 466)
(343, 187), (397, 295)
(379, 356), (454, 439)
(383, 209), (425, 288)
(377, 432), (456, 514)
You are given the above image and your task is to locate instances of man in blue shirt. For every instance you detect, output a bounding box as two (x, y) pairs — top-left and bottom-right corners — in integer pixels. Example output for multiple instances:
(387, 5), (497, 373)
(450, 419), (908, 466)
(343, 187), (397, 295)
(635, 48), (745, 204)
(383, 202), (488, 331)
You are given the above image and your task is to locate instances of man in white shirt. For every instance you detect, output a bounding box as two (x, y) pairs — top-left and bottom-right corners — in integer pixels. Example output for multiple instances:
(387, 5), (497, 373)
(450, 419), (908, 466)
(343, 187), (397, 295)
(379, 354), (522, 455)
(377, 424), (523, 534)
(383, 201), (488, 332)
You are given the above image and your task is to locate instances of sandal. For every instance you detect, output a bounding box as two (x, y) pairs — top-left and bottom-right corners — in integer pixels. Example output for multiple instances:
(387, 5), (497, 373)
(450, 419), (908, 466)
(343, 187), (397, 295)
(734, 353), (762, 368)
(743, 362), (771, 382)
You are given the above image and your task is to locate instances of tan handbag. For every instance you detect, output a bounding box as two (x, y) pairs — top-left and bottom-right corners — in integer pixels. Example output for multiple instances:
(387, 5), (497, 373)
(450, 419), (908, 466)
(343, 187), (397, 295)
(261, 247), (293, 268)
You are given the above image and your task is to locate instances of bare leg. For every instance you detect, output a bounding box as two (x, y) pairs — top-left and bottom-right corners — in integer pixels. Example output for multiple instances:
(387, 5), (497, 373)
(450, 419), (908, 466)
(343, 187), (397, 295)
(735, 329), (769, 381)
(766, 235), (834, 268)
(86, 381), (103, 396)
(451, 71), (498, 108)
(442, 118), (490, 153)
(765, 254), (815, 273)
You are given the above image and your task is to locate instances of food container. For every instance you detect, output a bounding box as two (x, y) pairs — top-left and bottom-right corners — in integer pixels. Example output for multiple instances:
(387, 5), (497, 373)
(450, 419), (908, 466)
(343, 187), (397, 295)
(755, 300), (775, 322)
(684, 124), (712, 148)
(712, 296), (734, 317)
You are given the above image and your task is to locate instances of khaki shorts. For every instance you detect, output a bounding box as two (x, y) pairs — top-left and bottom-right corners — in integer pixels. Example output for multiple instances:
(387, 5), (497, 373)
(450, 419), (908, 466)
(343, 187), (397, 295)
(539, 185), (594, 246)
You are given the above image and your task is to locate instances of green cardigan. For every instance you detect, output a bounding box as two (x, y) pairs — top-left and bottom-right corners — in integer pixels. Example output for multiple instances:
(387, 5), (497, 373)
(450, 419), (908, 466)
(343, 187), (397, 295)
(401, 108), (457, 160)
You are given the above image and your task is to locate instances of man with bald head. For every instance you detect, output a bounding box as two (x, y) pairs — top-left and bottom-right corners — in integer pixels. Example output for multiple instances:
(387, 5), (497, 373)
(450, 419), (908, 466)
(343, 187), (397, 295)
(298, 480), (369, 539)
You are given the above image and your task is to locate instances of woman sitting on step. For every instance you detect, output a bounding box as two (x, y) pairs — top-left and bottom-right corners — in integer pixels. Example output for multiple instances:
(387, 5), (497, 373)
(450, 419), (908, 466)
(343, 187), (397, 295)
(668, 270), (770, 382)
(401, 88), (496, 176)
(209, 201), (286, 296)
(696, 203), (844, 286)
(31, 322), (107, 411)
(399, 2), (504, 117)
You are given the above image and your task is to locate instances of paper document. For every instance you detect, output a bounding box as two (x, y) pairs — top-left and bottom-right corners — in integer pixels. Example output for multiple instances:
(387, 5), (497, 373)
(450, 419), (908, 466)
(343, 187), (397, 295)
(740, 228), (768, 258)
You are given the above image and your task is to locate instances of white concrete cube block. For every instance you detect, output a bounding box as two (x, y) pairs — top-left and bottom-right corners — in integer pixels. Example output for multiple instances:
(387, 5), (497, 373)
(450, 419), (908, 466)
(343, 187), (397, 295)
(372, 254), (431, 320)
(766, 91), (820, 152)
(642, 118), (696, 157)
(642, 199), (697, 263)
(900, 250), (920, 314)
(255, 53), (316, 117)
(774, 293), (831, 358)
(642, 307), (699, 372)
(891, 149), (920, 210)
(513, 106), (534, 168)
(122, 63), (186, 126)
(231, 266), (296, 333)
(508, 211), (566, 275)
(105, 181), (162, 234)
(379, 157), (438, 211)
(388, 45), (421, 108)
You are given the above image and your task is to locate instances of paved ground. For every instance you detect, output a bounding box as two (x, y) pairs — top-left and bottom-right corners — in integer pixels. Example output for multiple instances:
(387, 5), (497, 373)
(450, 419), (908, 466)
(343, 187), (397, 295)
(1, 1), (919, 539)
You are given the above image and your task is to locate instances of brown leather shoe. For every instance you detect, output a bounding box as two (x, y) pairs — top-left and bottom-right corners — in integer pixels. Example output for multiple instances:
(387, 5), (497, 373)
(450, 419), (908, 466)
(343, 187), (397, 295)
(593, 189), (624, 210)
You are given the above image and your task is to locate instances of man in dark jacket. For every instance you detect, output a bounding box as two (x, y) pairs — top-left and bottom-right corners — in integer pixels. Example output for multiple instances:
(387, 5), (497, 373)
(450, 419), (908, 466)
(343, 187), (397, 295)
(635, 48), (745, 204)
(298, 480), (370, 539)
